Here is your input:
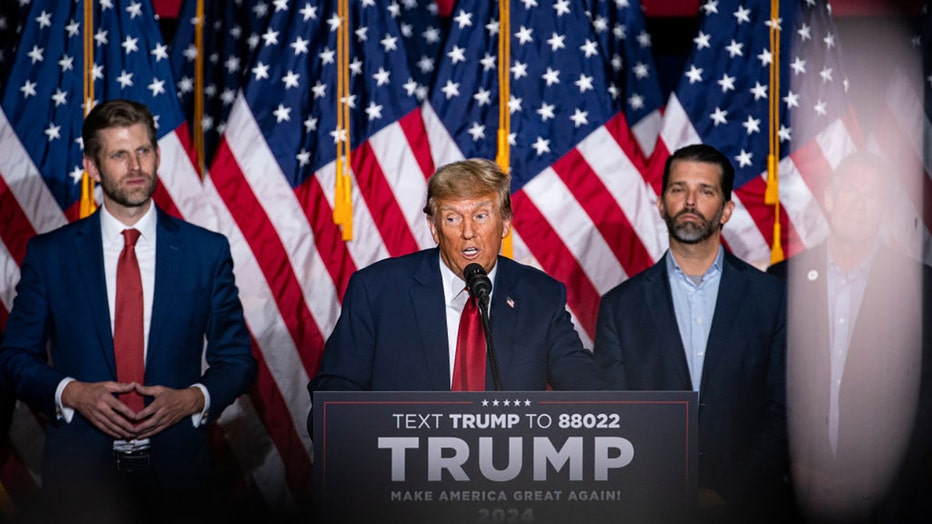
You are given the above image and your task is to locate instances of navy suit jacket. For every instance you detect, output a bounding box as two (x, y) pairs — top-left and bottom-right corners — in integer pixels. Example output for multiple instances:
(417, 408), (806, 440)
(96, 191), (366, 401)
(308, 248), (606, 398)
(0, 207), (256, 491)
(594, 251), (788, 504)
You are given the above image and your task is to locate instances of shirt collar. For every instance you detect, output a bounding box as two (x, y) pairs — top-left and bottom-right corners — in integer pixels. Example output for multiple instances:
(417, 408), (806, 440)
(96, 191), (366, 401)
(438, 252), (498, 304)
(826, 239), (878, 281)
(665, 245), (724, 281)
(100, 202), (157, 244)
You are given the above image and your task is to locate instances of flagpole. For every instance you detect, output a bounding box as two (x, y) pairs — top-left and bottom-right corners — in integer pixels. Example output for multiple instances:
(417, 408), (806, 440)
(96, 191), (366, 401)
(80, 0), (97, 218)
(766, 0), (784, 264)
(333, 0), (353, 240)
(497, 0), (513, 258)
(193, 0), (206, 176)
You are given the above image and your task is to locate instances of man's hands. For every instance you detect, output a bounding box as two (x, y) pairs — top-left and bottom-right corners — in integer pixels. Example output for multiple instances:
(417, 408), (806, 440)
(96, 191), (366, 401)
(61, 381), (204, 440)
(61, 381), (138, 439)
(133, 385), (204, 439)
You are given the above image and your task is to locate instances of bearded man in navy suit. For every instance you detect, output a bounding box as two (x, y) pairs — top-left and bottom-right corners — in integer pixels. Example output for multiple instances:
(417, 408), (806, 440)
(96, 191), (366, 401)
(593, 144), (789, 523)
(308, 158), (605, 404)
(0, 99), (256, 523)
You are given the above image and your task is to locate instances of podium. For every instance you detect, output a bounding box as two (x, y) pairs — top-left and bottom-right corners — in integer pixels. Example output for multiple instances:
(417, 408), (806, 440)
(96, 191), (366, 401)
(313, 390), (697, 524)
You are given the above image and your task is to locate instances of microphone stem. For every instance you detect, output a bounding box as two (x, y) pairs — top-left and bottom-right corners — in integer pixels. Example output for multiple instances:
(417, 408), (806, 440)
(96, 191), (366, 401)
(478, 297), (502, 391)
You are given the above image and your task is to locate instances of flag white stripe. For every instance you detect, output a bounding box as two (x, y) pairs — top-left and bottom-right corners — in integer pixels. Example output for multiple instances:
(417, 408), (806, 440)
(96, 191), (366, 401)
(367, 121), (434, 249)
(201, 177), (313, 454)
(0, 239), (18, 313)
(0, 109), (68, 234)
(156, 131), (216, 230)
(224, 96), (341, 339)
(523, 169), (625, 297)
(422, 103), (466, 169)
(658, 96), (703, 153)
(720, 194), (770, 267)
(778, 157), (829, 249)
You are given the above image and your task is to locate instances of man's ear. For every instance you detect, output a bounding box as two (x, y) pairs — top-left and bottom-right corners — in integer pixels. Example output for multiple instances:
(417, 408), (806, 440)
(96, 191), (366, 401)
(501, 216), (512, 239)
(720, 200), (735, 226)
(426, 215), (440, 244)
(82, 156), (101, 183)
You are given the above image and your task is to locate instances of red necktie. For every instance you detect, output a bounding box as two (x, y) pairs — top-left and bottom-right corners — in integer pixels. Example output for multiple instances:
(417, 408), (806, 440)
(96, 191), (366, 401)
(452, 290), (486, 391)
(114, 228), (145, 412)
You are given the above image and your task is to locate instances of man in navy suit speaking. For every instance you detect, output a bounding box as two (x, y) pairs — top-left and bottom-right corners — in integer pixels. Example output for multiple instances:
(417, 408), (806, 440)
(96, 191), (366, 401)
(308, 158), (605, 404)
(0, 99), (256, 523)
(593, 144), (788, 523)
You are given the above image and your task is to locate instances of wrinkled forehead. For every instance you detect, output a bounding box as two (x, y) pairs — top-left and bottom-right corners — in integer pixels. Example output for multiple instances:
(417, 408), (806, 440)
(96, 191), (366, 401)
(435, 193), (499, 213)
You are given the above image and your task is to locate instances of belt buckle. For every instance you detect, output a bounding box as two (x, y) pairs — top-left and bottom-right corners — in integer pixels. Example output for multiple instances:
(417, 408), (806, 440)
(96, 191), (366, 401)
(114, 450), (151, 472)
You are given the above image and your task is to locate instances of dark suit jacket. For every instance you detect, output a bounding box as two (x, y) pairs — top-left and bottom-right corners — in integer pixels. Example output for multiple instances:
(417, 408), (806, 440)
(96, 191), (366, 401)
(594, 251), (788, 506)
(308, 248), (606, 397)
(0, 207), (256, 492)
(769, 245), (932, 523)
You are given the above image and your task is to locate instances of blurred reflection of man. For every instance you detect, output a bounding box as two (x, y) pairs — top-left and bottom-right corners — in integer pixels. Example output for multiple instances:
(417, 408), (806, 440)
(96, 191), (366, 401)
(769, 152), (932, 523)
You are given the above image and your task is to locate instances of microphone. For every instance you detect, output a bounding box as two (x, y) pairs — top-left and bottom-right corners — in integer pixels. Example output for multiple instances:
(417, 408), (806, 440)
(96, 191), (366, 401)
(463, 263), (492, 308)
(462, 263), (501, 390)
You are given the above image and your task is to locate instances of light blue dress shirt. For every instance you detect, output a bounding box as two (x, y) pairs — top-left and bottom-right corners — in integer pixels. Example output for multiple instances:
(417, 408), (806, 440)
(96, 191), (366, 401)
(665, 246), (724, 394)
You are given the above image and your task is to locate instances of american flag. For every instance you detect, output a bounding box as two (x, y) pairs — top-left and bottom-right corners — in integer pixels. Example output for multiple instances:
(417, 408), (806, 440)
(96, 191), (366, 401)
(585, 0), (666, 156)
(869, 2), (932, 263)
(423, 0), (666, 345)
(655, 0), (858, 268)
(0, 0), (210, 504)
(169, 0), (268, 168)
(204, 0), (434, 512)
(394, 0), (444, 102)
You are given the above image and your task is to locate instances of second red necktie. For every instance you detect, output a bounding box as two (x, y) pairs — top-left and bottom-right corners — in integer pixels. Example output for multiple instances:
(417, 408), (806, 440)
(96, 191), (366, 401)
(114, 228), (145, 412)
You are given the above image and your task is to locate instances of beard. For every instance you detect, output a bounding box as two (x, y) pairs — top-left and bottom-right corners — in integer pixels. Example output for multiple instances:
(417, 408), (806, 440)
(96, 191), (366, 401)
(98, 170), (157, 208)
(665, 206), (724, 244)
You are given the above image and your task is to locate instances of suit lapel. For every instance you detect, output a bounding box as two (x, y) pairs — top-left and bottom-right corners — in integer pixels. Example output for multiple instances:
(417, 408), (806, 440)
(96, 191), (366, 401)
(489, 259), (518, 387)
(701, 253), (746, 394)
(73, 212), (117, 377)
(147, 209), (183, 370)
(410, 250), (451, 390)
(644, 258), (692, 388)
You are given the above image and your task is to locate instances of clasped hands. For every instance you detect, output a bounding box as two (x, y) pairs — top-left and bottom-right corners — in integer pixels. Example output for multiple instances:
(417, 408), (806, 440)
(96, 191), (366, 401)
(61, 381), (204, 440)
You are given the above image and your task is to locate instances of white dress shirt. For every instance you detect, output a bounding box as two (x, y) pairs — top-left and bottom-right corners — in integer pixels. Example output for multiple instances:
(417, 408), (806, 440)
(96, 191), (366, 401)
(439, 257), (497, 387)
(826, 243), (876, 456)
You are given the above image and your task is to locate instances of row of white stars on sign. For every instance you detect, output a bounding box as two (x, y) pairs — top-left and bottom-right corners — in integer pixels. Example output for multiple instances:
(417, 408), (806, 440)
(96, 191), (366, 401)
(480, 399), (534, 407)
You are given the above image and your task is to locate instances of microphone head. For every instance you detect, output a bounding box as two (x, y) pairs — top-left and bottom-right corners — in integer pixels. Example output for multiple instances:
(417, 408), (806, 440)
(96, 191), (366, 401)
(463, 263), (492, 299)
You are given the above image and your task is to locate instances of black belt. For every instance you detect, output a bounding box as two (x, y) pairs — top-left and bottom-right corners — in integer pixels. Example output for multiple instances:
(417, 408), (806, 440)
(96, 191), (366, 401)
(113, 449), (151, 472)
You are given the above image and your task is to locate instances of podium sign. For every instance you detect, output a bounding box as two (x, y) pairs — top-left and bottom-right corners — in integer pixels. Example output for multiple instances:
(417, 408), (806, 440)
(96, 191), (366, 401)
(313, 391), (697, 524)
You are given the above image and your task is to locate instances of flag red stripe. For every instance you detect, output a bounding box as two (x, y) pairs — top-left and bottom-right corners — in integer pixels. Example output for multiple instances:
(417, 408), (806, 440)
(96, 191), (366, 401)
(551, 148), (654, 278)
(645, 140), (669, 195)
(152, 181), (182, 220)
(351, 143), (420, 258)
(511, 190), (601, 338)
(398, 109), (435, 182)
(294, 177), (356, 304)
(210, 144), (325, 372)
(0, 175), (36, 265)
(249, 340), (313, 510)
